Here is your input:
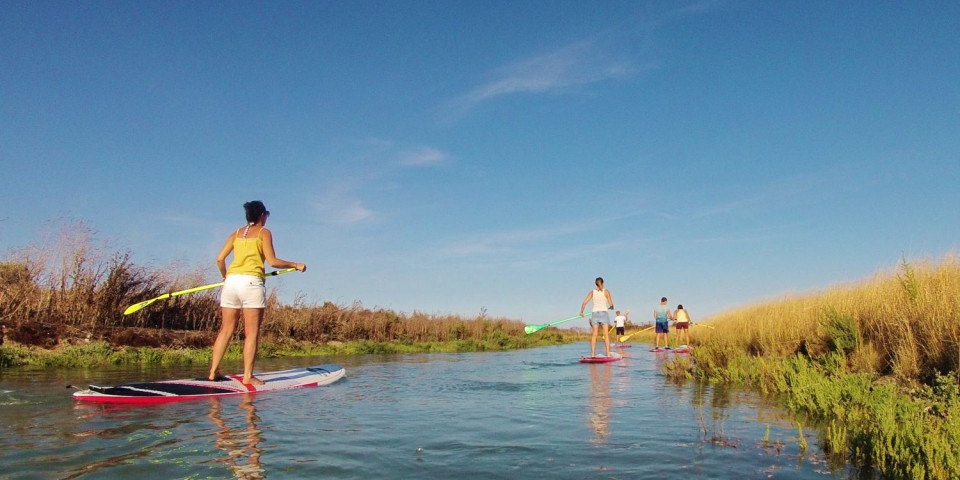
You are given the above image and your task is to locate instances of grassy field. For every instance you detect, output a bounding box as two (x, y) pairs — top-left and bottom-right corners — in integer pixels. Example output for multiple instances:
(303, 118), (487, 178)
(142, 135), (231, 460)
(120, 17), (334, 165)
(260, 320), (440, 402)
(658, 255), (960, 479)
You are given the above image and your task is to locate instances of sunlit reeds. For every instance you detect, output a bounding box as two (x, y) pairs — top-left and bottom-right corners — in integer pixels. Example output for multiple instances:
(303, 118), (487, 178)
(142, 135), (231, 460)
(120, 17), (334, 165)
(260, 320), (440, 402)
(693, 254), (960, 384)
(680, 254), (960, 478)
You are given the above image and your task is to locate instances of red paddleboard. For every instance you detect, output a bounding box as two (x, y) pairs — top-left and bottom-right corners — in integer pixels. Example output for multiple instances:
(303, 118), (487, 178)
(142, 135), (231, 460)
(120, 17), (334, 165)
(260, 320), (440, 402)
(579, 354), (621, 363)
(615, 344), (632, 348)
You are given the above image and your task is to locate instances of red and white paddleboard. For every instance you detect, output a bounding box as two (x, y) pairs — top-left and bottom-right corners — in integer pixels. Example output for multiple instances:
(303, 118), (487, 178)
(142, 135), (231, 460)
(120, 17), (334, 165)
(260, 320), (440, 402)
(579, 354), (621, 363)
(73, 364), (345, 405)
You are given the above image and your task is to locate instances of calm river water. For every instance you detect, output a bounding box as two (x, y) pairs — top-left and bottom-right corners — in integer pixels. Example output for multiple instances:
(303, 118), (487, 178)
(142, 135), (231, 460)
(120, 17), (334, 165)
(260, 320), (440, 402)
(0, 343), (852, 479)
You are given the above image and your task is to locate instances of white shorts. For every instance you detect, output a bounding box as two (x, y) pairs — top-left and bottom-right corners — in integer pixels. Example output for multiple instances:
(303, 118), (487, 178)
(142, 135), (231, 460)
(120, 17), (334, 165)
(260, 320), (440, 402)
(220, 274), (266, 309)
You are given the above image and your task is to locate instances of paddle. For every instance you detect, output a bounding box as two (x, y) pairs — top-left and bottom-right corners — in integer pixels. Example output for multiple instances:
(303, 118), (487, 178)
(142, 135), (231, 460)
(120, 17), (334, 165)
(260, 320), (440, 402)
(524, 312), (593, 335)
(123, 268), (298, 315)
(617, 324), (655, 343)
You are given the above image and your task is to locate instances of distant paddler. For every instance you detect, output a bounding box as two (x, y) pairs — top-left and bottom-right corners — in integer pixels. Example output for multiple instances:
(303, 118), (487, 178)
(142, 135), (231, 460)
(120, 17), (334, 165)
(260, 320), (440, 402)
(613, 310), (627, 346)
(580, 277), (615, 358)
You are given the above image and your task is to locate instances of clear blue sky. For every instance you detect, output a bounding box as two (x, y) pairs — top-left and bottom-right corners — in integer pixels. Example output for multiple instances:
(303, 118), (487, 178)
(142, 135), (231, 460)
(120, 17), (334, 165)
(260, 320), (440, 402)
(2, 1), (958, 327)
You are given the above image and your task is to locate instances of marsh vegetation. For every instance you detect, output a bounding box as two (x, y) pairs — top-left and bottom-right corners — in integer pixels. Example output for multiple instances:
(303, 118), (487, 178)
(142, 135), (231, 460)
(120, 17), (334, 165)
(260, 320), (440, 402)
(659, 255), (960, 479)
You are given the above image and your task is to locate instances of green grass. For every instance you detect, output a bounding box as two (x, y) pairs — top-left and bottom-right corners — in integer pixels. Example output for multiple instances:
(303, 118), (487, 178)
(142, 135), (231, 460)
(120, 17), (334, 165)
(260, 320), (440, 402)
(0, 330), (577, 369)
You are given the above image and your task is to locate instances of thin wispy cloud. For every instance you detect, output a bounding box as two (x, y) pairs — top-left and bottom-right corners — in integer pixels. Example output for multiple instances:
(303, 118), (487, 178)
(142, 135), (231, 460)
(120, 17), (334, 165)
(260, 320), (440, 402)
(399, 146), (448, 167)
(311, 187), (374, 225)
(442, 38), (638, 118)
(439, 213), (645, 260)
(307, 141), (452, 224)
(673, 0), (729, 16)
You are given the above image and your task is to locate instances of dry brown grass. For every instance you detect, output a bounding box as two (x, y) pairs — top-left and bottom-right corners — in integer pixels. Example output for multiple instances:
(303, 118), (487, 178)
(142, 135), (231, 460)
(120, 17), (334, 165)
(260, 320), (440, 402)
(0, 221), (524, 347)
(694, 253), (960, 384)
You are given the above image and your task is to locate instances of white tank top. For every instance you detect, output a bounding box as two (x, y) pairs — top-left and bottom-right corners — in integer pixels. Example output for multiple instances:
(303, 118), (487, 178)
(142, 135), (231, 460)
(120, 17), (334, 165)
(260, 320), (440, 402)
(591, 289), (608, 312)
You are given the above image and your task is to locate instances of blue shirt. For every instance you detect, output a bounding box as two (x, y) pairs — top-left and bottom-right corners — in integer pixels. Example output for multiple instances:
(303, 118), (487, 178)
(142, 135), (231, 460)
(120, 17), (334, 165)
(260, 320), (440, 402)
(655, 305), (669, 323)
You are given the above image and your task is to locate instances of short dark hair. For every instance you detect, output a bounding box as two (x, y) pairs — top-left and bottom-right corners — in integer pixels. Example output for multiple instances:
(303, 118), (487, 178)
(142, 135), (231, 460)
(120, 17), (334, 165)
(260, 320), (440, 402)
(243, 200), (268, 223)
(661, 297), (668, 302)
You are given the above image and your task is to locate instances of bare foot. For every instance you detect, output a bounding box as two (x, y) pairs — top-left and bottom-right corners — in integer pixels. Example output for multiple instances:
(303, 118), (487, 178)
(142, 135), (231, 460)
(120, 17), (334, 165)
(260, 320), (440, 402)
(242, 377), (265, 386)
(208, 371), (222, 381)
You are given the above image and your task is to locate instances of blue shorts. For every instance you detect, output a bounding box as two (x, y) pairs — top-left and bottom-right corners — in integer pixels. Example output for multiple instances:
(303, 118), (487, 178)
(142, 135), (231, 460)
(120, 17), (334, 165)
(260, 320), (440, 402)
(590, 310), (610, 326)
(655, 321), (669, 334)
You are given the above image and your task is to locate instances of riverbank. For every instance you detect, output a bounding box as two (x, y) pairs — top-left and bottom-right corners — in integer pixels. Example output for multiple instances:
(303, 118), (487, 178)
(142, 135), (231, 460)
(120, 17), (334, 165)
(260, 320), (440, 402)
(0, 328), (580, 369)
(664, 256), (960, 479)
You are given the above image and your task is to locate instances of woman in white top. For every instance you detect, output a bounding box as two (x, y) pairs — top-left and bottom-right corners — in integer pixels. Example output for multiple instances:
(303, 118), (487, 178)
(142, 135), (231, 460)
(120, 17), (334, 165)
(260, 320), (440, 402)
(580, 277), (614, 357)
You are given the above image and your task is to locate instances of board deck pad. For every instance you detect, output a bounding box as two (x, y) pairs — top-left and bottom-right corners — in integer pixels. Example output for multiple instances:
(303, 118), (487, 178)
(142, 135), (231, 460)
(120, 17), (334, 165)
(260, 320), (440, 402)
(579, 354), (621, 363)
(73, 364), (345, 404)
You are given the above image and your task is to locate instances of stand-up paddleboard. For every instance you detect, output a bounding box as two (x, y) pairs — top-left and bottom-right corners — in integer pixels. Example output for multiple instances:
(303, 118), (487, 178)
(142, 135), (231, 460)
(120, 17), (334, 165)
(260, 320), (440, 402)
(579, 354), (621, 363)
(73, 364), (345, 405)
(674, 345), (691, 354)
(615, 344), (633, 348)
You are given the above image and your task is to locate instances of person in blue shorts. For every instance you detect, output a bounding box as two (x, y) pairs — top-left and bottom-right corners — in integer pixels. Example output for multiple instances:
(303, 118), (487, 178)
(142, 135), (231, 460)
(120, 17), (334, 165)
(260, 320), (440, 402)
(580, 277), (615, 358)
(653, 297), (673, 351)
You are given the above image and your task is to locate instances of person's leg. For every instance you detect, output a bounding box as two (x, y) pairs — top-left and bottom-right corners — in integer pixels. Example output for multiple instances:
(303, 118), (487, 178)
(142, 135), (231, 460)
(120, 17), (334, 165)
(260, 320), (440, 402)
(590, 323), (599, 357)
(603, 324), (611, 356)
(241, 308), (265, 385)
(209, 307), (240, 380)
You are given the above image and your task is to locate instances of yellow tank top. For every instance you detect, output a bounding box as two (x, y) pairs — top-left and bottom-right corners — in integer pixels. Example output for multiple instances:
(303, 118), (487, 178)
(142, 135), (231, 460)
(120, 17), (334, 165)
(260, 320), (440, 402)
(226, 227), (265, 278)
(676, 309), (689, 323)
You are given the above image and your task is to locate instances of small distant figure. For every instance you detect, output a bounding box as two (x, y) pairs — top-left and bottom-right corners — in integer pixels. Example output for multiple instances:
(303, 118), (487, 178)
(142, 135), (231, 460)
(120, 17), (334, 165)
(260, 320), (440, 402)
(613, 311), (627, 346)
(653, 297), (673, 350)
(580, 277), (615, 358)
(674, 304), (691, 347)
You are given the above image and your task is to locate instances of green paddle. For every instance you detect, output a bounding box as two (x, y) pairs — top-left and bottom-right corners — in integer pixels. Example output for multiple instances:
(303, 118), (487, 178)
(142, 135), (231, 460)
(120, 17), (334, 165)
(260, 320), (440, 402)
(123, 268), (298, 315)
(524, 312), (593, 335)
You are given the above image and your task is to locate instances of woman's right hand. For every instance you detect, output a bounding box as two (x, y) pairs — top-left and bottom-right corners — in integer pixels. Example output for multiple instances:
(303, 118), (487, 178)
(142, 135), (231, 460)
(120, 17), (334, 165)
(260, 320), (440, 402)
(296, 263), (307, 272)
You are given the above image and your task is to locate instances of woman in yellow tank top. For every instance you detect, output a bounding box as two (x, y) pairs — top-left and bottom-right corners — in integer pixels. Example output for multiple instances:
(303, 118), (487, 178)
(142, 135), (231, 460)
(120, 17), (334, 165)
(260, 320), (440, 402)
(208, 200), (306, 385)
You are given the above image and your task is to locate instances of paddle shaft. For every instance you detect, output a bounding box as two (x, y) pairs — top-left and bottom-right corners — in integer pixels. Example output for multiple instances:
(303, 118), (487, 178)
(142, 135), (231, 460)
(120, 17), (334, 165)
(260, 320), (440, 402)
(617, 324), (655, 342)
(123, 268), (297, 315)
(524, 312), (594, 334)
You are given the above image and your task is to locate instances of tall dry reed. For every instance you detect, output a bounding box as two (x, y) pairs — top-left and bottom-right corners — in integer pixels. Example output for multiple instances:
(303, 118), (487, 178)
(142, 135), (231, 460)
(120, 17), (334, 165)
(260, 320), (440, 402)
(694, 254), (960, 384)
(0, 221), (526, 347)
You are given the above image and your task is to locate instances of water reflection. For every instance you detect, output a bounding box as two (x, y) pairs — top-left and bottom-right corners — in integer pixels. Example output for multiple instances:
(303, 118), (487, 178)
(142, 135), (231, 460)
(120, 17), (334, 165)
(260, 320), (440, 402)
(587, 364), (612, 445)
(208, 396), (265, 479)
